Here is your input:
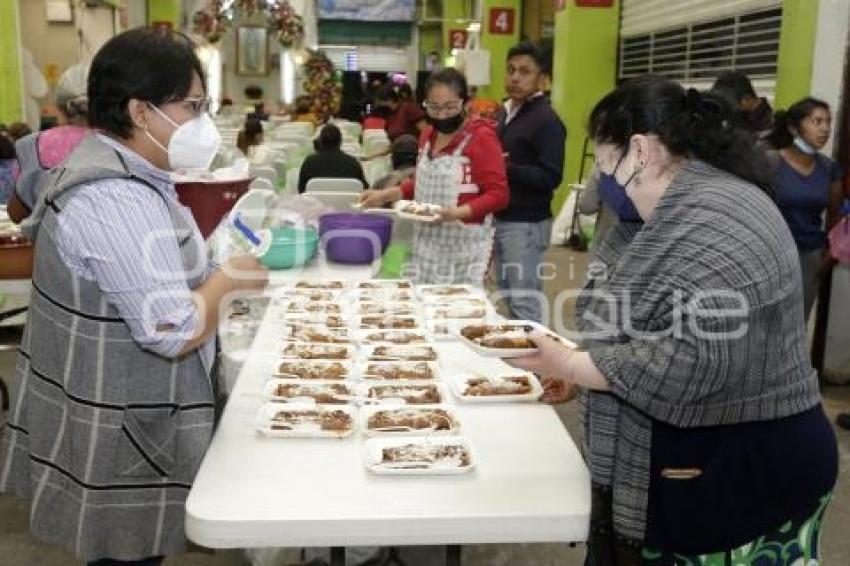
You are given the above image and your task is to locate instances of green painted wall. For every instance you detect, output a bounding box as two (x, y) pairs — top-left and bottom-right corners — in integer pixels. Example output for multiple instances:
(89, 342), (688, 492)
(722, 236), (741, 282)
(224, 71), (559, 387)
(774, 0), (819, 109)
(550, 1), (620, 214)
(0, 0), (23, 124)
(477, 0), (521, 101)
(147, 0), (182, 27)
(442, 0), (471, 61)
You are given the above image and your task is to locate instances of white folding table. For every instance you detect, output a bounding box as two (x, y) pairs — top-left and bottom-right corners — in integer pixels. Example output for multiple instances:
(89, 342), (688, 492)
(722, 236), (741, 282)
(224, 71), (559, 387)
(188, 266), (591, 565)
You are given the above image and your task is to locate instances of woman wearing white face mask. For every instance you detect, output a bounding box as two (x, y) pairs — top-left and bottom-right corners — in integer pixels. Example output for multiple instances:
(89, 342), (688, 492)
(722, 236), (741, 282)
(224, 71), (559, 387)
(0, 28), (268, 566)
(765, 98), (845, 323)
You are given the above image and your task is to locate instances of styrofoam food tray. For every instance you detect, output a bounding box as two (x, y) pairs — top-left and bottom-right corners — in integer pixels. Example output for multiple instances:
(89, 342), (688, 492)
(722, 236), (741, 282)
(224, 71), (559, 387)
(455, 320), (578, 358)
(272, 359), (356, 381)
(354, 314), (424, 330)
(280, 342), (357, 361)
(450, 372), (544, 403)
(364, 435), (476, 475)
(263, 379), (357, 404)
(393, 200), (442, 223)
(356, 381), (450, 405)
(360, 344), (439, 362)
(356, 301), (420, 316)
(357, 329), (431, 345)
(255, 402), (357, 438)
(356, 360), (441, 381)
(360, 404), (461, 437)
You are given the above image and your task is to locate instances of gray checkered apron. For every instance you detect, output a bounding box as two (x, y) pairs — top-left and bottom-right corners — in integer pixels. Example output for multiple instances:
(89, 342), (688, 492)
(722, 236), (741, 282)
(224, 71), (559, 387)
(404, 134), (495, 286)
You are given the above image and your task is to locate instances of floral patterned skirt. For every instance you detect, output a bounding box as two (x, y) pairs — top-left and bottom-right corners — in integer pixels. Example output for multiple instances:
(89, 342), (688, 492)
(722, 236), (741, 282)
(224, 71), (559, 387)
(642, 494), (831, 566)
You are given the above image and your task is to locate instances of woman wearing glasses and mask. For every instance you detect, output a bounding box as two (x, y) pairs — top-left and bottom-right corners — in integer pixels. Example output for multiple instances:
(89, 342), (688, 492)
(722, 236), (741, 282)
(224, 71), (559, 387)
(0, 28), (268, 566)
(360, 68), (509, 286)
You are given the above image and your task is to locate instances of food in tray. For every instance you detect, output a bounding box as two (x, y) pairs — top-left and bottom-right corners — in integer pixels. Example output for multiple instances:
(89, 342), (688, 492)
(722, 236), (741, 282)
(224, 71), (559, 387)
(369, 345), (437, 361)
(282, 343), (351, 360)
(358, 280), (412, 290)
(227, 296), (270, 321)
(273, 382), (352, 404)
(357, 302), (418, 316)
(364, 362), (435, 380)
(378, 443), (470, 469)
(428, 306), (487, 319)
(462, 375), (534, 396)
(270, 409), (353, 432)
(425, 297), (487, 308)
(460, 324), (535, 349)
(277, 361), (349, 380)
(285, 302), (342, 314)
(366, 384), (443, 404)
(285, 325), (351, 344)
(396, 200), (442, 218)
(360, 330), (428, 344)
(367, 408), (456, 432)
(419, 285), (475, 297)
(287, 313), (347, 327)
(295, 280), (345, 290)
(359, 315), (419, 329)
(356, 289), (415, 302)
(287, 289), (337, 301)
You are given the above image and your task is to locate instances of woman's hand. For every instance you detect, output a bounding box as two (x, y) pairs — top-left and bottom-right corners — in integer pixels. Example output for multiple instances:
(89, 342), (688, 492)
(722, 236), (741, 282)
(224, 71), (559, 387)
(505, 331), (576, 382)
(540, 376), (580, 404)
(221, 254), (269, 292)
(359, 187), (399, 208)
(439, 204), (471, 222)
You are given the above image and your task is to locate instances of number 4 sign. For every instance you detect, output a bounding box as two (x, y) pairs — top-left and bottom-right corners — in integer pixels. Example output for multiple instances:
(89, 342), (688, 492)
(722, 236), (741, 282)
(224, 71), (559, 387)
(489, 8), (515, 35)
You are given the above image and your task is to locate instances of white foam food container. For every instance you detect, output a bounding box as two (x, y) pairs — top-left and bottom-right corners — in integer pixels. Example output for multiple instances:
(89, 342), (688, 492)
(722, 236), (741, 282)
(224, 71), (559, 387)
(280, 342), (358, 361)
(354, 314), (424, 330)
(272, 359), (356, 381)
(360, 344), (439, 363)
(347, 288), (417, 303)
(263, 379), (357, 404)
(280, 324), (354, 344)
(356, 360), (441, 381)
(256, 402), (357, 438)
(416, 284), (486, 302)
(364, 435), (476, 475)
(455, 320), (578, 358)
(357, 329), (431, 345)
(357, 279), (413, 290)
(450, 372), (543, 403)
(360, 405), (461, 437)
(393, 200), (442, 223)
(356, 381), (450, 405)
(356, 301), (420, 316)
(424, 304), (492, 320)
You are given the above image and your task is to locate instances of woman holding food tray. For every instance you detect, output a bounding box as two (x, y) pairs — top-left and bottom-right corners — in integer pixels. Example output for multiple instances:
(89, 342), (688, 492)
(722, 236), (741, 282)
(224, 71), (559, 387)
(508, 76), (838, 565)
(359, 68), (509, 286)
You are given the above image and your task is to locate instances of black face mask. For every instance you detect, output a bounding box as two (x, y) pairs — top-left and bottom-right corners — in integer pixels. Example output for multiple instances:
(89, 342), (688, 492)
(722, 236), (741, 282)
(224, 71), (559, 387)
(427, 113), (464, 134)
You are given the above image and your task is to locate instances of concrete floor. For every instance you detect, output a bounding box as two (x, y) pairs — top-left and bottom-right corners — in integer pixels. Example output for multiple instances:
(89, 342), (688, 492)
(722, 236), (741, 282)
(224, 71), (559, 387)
(1, 247), (849, 565)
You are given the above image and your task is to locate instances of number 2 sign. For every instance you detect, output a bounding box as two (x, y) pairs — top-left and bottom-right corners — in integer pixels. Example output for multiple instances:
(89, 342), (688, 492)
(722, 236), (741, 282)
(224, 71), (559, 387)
(449, 29), (469, 49)
(489, 8), (515, 35)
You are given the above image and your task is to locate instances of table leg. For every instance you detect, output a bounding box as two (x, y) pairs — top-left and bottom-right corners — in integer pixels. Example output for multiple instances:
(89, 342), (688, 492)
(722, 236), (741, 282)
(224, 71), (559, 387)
(445, 545), (461, 566)
(331, 547), (345, 566)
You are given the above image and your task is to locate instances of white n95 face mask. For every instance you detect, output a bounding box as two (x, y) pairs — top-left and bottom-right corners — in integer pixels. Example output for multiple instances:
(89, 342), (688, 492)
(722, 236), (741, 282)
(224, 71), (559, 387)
(793, 136), (818, 155)
(145, 102), (221, 171)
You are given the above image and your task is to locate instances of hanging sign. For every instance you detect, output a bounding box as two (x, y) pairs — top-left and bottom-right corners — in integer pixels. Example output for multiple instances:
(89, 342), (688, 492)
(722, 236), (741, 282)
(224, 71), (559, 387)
(488, 8), (515, 35)
(449, 29), (469, 49)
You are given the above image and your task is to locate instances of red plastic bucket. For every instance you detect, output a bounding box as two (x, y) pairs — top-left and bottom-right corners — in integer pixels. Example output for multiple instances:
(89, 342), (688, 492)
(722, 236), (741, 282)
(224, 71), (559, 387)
(174, 178), (253, 238)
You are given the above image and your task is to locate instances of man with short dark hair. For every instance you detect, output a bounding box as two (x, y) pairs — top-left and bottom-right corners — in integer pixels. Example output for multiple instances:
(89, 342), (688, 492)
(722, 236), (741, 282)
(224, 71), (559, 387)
(711, 70), (773, 135)
(494, 41), (566, 323)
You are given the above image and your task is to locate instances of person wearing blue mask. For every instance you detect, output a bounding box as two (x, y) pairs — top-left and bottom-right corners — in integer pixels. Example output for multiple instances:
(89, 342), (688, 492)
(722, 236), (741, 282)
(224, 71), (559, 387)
(765, 97), (844, 324)
(506, 76), (837, 565)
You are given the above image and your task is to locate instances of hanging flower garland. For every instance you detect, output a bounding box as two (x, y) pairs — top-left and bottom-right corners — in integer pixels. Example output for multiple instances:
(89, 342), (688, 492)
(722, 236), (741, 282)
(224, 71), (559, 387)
(303, 49), (342, 122)
(192, 0), (304, 47)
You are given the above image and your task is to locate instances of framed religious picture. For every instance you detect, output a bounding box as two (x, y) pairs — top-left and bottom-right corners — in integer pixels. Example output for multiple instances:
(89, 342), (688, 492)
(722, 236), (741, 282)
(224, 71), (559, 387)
(236, 25), (269, 76)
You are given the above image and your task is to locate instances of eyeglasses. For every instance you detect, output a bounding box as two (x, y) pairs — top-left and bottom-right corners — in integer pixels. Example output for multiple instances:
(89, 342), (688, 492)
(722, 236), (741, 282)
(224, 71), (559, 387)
(175, 96), (211, 116)
(422, 100), (463, 116)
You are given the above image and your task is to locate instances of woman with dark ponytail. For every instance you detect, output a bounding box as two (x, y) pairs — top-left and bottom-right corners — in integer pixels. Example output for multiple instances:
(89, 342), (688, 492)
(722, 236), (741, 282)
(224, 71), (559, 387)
(506, 75), (837, 565)
(766, 97), (844, 322)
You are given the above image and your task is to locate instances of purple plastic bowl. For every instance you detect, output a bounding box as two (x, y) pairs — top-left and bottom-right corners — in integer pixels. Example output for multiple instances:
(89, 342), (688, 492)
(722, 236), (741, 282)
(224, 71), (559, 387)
(318, 213), (394, 264)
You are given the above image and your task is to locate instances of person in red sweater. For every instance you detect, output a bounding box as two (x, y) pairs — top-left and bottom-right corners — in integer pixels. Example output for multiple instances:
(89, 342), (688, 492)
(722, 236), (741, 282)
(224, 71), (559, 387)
(360, 68), (509, 285)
